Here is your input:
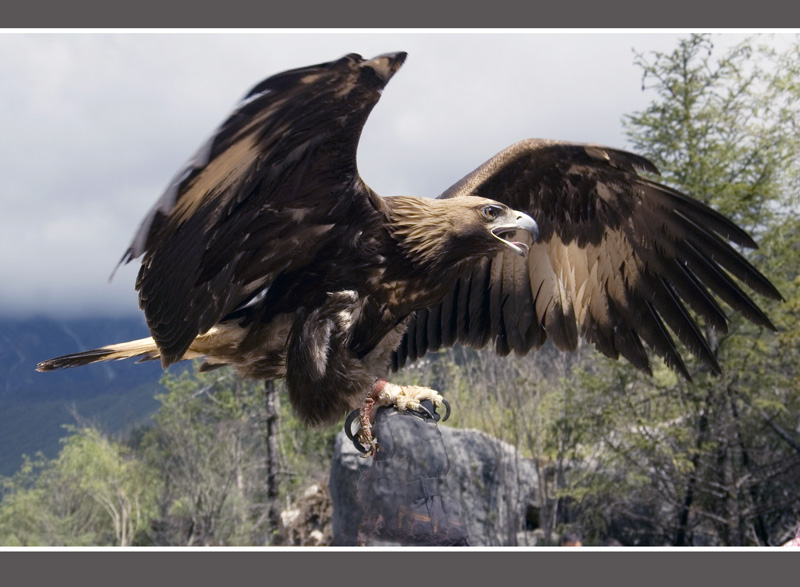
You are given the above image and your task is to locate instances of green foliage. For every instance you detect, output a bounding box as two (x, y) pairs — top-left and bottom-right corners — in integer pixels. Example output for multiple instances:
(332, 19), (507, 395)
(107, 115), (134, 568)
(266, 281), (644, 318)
(624, 35), (800, 229)
(134, 366), (335, 545)
(0, 365), (335, 546)
(136, 369), (254, 544)
(0, 428), (159, 546)
(57, 426), (159, 546)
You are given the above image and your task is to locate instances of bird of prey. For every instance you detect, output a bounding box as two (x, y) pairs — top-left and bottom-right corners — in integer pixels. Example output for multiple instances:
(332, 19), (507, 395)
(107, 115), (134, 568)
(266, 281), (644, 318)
(38, 52), (781, 449)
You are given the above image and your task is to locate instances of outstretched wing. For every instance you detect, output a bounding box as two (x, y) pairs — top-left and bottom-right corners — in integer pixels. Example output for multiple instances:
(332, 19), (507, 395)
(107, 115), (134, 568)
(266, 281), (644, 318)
(120, 52), (407, 365)
(395, 139), (782, 378)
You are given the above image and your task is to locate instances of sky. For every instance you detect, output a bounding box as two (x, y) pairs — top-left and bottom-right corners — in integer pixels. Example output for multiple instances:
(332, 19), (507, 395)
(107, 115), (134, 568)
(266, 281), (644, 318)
(0, 31), (793, 319)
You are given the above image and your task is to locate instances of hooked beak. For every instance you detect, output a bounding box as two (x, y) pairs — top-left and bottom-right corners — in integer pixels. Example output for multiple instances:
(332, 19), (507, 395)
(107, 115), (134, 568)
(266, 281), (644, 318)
(490, 210), (539, 257)
(364, 51), (408, 83)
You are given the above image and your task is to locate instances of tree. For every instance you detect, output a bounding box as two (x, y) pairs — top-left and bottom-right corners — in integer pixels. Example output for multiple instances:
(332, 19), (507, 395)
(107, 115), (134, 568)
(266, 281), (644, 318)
(561, 34), (800, 546)
(138, 367), (337, 546)
(138, 369), (268, 545)
(0, 427), (159, 546)
(0, 366), (337, 546)
(56, 426), (158, 546)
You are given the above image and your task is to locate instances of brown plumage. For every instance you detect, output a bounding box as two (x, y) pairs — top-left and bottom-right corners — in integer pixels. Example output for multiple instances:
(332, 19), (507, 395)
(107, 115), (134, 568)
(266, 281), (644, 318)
(37, 52), (781, 426)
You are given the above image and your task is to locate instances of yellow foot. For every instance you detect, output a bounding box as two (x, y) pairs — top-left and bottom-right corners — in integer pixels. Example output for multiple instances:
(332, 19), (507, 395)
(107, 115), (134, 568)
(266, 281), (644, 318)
(371, 381), (445, 420)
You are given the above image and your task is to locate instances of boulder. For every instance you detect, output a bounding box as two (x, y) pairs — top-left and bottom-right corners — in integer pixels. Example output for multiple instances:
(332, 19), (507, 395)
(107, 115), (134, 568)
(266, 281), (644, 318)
(329, 416), (541, 546)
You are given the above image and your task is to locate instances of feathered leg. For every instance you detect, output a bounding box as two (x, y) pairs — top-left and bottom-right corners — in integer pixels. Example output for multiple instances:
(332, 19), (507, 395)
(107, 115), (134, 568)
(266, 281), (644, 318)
(285, 291), (377, 426)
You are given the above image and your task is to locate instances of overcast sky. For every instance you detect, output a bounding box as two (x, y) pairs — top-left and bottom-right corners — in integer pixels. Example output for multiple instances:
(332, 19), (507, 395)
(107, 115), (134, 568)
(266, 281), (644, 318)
(0, 31), (792, 319)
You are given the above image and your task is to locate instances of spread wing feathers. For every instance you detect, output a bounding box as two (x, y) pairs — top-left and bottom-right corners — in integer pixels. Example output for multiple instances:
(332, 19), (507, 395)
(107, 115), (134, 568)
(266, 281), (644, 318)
(395, 139), (782, 379)
(117, 53), (402, 365)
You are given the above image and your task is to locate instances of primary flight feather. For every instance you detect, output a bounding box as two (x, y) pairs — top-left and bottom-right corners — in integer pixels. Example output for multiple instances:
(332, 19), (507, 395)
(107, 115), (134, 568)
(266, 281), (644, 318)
(38, 52), (781, 430)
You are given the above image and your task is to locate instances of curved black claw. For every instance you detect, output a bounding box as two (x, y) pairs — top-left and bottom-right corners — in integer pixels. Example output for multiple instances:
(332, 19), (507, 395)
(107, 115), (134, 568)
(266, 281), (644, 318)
(415, 402), (435, 420)
(344, 408), (370, 454)
(440, 398), (451, 422)
(413, 398), (451, 422)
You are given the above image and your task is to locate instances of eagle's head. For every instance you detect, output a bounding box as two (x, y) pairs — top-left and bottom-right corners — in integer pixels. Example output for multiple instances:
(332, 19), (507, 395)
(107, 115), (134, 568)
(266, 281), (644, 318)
(387, 195), (539, 269)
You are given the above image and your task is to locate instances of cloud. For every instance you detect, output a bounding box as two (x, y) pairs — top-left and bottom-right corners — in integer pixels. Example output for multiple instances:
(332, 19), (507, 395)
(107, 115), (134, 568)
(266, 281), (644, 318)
(0, 31), (760, 318)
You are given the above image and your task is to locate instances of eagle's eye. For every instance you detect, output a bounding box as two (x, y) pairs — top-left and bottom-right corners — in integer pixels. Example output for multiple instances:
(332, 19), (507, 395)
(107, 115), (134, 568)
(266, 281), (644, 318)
(481, 205), (503, 221)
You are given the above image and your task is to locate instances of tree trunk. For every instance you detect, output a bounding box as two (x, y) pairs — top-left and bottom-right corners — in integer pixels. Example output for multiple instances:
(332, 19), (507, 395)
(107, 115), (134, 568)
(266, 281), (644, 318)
(718, 394), (739, 545)
(264, 379), (281, 544)
(727, 386), (770, 545)
(674, 389), (712, 546)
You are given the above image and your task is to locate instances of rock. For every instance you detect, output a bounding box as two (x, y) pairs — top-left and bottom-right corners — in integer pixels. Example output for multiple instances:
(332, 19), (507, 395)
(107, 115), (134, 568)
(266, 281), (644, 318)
(329, 417), (541, 546)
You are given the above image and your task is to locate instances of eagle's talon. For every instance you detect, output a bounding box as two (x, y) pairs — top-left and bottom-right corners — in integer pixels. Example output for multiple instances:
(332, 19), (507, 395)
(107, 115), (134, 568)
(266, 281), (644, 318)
(414, 397), (450, 422)
(414, 402), (434, 419)
(440, 398), (451, 422)
(345, 408), (370, 454)
(344, 408), (378, 456)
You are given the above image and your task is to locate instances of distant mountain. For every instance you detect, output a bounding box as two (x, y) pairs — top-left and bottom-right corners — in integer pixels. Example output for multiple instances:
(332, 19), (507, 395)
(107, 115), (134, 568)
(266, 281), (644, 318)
(0, 315), (168, 476)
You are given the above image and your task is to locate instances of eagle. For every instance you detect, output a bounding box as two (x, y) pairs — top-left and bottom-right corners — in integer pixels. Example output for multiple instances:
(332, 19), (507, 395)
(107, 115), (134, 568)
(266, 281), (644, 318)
(38, 52), (781, 449)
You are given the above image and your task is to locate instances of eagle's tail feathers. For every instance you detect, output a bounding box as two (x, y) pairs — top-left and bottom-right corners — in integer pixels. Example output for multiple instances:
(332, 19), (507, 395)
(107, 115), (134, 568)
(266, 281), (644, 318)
(36, 337), (161, 372)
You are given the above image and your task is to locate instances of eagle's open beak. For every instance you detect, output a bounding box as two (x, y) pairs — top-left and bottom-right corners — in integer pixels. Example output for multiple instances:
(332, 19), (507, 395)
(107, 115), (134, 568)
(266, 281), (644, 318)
(490, 210), (539, 257)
